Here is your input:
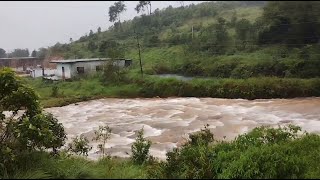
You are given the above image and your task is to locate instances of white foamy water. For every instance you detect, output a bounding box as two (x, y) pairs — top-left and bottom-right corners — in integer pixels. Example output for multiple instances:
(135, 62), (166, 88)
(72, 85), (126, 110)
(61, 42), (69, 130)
(44, 97), (320, 160)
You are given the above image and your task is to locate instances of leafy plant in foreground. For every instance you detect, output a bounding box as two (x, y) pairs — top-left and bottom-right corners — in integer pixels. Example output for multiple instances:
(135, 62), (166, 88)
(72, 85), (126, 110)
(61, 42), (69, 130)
(131, 127), (152, 165)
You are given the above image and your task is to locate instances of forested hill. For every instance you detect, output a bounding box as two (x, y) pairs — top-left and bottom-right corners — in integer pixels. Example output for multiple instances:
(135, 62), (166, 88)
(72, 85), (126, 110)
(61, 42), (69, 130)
(46, 1), (320, 79)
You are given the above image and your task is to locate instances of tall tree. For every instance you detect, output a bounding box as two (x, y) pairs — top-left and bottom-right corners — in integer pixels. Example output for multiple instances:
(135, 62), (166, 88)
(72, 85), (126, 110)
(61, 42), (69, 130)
(198, 17), (230, 55)
(37, 48), (48, 59)
(97, 27), (101, 33)
(108, 1), (126, 24)
(135, 1), (151, 15)
(7, 49), (30, 57)
(0, 48), (6, 58)
(179, 1), (185, 8)
(31, 50), (37, 57)
(235, 19), (251, 49)
(89, 30), (94, 36)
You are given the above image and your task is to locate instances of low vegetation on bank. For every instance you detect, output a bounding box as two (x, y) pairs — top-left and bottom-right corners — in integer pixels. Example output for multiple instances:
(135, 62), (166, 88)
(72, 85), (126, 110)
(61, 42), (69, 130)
(24, 70), (320, 108)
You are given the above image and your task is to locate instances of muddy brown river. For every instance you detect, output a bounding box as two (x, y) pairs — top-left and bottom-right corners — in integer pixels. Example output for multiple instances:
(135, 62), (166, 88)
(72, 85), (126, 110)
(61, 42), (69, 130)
(44, 97), (320, 160)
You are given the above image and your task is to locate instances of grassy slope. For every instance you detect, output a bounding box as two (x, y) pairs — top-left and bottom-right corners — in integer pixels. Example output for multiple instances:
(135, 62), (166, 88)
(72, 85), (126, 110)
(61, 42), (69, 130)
(64, 6), (263, 69)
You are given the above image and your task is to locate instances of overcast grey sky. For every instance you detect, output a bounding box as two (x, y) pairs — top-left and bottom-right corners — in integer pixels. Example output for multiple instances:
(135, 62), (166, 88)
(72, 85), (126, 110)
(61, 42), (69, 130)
(0, 1), (205, 53)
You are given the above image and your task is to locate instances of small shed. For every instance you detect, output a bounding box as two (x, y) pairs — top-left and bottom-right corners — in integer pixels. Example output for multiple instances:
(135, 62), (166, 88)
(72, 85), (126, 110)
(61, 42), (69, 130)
(50, 58), (132, 79)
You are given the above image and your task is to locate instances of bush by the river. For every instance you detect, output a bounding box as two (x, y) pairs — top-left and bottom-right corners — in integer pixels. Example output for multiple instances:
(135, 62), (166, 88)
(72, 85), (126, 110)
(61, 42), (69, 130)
(147, 125), (320, 179)
(139, 76), (320, 99)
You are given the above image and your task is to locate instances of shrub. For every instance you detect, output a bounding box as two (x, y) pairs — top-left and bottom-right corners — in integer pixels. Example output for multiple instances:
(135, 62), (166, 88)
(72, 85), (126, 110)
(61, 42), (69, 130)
(0, 68), (66, 177)
(101, 61), (128, 85)
(93, 125), (112, 158)
(51, 85), (59, 97)
(131, 128), (152, 165)
(149, 124), (320, 179)
(67, 135), (92, 157)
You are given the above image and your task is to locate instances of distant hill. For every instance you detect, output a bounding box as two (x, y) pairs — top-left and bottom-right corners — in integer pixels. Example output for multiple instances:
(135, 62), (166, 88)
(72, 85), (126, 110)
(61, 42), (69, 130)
(45, 1), (320, 79)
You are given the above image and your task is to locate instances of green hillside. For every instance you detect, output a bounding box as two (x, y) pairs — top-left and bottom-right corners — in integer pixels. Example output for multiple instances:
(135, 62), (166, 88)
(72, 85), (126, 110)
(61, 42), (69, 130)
(46, 1), (320, 79)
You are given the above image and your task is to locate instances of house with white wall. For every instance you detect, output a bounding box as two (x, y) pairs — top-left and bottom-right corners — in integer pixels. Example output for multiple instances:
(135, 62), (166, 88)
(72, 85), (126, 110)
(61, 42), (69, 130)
(50, 58), (132, 80)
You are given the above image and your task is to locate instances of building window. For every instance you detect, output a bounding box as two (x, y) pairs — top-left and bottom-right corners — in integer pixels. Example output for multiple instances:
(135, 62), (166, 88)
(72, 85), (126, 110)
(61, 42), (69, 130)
(96, 65), (103, 71)
(77, 67), (84, 74)
(125, 60), (132, 67)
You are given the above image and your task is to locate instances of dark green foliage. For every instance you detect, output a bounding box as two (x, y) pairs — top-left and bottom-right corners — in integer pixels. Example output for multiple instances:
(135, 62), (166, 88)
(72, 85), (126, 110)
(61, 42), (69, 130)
(7, 48), (29, 58)
(140, 76), (320, 99)
(51, 85), (59, 97)
(87, 41), (97, 52)
(131, 128), (152, 165)
(0, 48), (6, 58)
(258, 1), (320, 46)
(101, 60), (128, 85)
(67, 135), (92, 157)
(109, 1), (126, 28)
(98, 40), (124, 58)
(0, 68), (66, 177)
(149, 124), (320, 179)
(198, 17), (230, 55)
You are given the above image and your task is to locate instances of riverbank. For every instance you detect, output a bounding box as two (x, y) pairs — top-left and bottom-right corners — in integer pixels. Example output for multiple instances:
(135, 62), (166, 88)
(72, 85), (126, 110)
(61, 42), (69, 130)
(24, 75), (320, 108)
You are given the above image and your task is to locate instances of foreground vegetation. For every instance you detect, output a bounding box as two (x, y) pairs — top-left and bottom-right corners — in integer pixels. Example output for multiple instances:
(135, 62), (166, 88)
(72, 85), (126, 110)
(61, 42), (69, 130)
(5, 123), (320, 179)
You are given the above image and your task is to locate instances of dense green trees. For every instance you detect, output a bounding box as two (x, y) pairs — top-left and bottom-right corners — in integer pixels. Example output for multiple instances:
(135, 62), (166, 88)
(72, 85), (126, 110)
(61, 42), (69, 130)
(31, 50), (37, 57)
(7, 49), (29, 58)
(258, 1), (320, 46)
(0, 48), (6, 58)
(0, 68), (66, 177)
(36, 48), (48, 59)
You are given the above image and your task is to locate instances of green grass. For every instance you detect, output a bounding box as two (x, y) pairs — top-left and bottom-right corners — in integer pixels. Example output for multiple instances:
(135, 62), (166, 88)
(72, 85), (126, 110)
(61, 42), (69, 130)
(7, 125), (320, 179)
(23, 75), (142, 108)
(23, 71), (320, 108)
(10, 151), (147, 179)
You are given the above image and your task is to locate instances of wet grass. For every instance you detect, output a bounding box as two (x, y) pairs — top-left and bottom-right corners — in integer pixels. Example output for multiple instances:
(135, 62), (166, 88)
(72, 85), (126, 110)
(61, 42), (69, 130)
(10, 151), (147, 179)
(7, 126), (320, 179)
(24, 73), (320, 108)
(23, 76), (142, 108)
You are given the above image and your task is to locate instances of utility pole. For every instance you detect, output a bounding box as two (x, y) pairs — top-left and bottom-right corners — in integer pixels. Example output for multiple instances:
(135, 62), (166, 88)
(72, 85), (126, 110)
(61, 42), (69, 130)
(192, 25), (194, 39)
(134, 29), (144, 78)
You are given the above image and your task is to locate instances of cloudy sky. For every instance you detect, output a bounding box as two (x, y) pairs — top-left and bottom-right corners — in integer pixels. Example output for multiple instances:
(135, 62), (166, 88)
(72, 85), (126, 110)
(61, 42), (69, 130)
(0, 1), (205, 53)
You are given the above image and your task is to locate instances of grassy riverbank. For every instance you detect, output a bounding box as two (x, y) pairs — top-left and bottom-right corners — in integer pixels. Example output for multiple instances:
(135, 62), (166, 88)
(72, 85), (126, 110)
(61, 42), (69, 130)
(24, 73), (320, 108)
(7, 125), (320, 179)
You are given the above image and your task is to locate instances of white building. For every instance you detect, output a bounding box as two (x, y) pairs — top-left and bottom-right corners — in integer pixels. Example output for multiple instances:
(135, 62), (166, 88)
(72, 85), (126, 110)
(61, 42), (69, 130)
(29, 65), (56, 78)
(50, 58), (132, 80)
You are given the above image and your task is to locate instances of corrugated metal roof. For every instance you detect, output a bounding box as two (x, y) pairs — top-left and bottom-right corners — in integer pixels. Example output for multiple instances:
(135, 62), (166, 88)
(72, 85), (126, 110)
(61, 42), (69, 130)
(0, 57), (38, 60)
(50, 58), (130, 63)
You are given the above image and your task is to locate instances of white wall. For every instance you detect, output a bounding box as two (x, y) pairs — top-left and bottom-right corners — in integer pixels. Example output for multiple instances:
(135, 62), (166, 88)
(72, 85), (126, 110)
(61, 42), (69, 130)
(30, 68), (57, 78)
(56, 64), (72, 79)
(54, 60), (127, 79)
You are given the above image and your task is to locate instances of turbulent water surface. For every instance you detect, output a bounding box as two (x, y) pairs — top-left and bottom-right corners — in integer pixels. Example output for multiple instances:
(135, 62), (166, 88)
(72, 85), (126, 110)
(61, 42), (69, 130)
(45, 97), (320, 160)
